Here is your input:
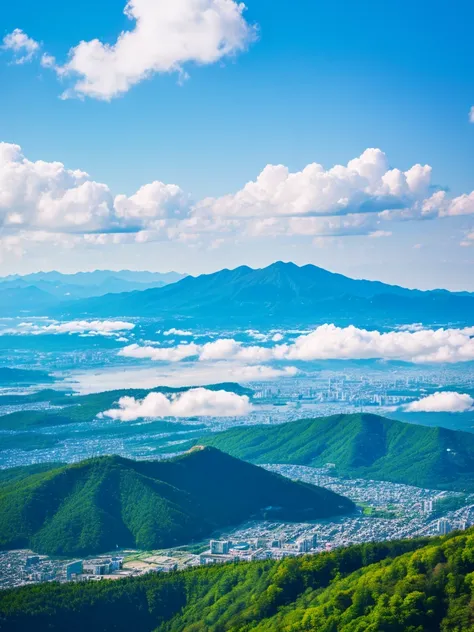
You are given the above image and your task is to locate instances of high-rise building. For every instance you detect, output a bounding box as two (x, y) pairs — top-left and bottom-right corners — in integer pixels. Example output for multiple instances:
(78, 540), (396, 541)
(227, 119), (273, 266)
(210, 540), (230, 555)
(422, 500), (433, 513)
(66, 560), (83, 580)
(296, 538), (311, 553)
(438, 519), (451, 535)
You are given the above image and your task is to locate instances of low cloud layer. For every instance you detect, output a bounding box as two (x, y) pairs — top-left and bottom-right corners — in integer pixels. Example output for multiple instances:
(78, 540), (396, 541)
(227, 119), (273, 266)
(120, 324), (474, 365)
(405, 391), (474, 413)
(11, 319), (135, 337)
(101, 387), (252, 421)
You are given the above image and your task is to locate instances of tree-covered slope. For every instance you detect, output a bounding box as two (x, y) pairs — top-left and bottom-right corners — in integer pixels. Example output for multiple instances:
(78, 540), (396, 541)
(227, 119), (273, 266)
(0, 367), (54, 386)
(200, 413), (474, 492)
(0, 447), (353, 556)
(1, 530), (473, 632)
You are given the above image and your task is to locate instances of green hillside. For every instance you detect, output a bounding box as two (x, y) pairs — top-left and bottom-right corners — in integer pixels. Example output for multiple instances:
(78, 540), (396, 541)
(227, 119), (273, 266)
(0, 367), (54, 386)
(200, 413), (474, 492)
(0, 447), (353, 556)
(1, 530), (473, 631)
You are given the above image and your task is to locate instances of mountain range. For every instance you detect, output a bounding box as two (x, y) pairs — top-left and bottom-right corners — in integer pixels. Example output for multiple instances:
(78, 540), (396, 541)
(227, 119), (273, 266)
(198, 412), (474, 492)
(0, 269), (186, 315)
(0, 447), (354, 556)
(2, 262), (472, 326)
(56, 261), (474, 327)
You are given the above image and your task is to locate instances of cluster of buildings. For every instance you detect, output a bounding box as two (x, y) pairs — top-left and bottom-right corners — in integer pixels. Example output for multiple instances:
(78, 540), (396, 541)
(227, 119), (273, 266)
(0, 553), (126, 589)
(199, 534), (319, 565)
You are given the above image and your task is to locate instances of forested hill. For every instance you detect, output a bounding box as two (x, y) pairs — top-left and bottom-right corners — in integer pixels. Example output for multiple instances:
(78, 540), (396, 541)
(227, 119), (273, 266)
(0, 447), (353, 556)
(199, 412), (474, 492)
(1, 530), (473, 631)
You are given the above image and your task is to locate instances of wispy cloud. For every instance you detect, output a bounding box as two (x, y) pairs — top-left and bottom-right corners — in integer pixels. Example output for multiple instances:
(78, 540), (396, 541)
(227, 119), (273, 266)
(2, 29), (39, 64)
(5, 319), (135, 337)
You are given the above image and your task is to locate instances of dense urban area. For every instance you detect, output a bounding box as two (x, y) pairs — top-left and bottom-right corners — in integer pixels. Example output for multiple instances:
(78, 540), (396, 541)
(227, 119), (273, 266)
(2, 464), (473, 590)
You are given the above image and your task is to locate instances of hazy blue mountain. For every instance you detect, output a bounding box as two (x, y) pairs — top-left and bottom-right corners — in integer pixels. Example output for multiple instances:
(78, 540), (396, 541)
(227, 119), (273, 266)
(0, 286), (59, 316)
(57, 261), (474, 327)
(0, 270), (187, 305)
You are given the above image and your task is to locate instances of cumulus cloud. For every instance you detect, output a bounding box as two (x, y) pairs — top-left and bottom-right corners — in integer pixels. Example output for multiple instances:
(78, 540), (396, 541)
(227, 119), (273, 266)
(195, 149), (433, 220)
(14, 319), (134, 336)
(119, 342), (200, 361)
(38, 0), (256, 100)
(280, 325), (474, 363)
(2, 29), (39, 64)
(189, 149), (474, 240)
(405, 391), (474, 413)
(101, 387), (252, 421)
(120, 324), (474, 365)
(0, 142), (188, 236)
(2, 143), (474, 247)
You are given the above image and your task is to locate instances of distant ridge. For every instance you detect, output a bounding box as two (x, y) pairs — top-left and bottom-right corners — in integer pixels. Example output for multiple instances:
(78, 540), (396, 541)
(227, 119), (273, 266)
(57, 261), (474, 327)
(0, 447), (354, 556)
(0, 269), (187, 310)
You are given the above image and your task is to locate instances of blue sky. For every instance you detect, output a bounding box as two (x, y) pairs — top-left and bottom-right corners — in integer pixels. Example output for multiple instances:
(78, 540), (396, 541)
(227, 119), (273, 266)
(1, 0), (474, 289)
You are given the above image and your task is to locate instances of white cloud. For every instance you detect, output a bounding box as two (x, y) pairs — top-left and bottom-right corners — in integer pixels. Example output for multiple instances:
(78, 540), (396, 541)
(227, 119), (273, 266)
(101, 387), (252, 421)
(246, 329), (268, 341)
(2, 29), (39, 64)
(405, 391), (474, 413)
(396, 323), (425, 332)
(0, 143), (188, 236)
(13, 319), (134, 336)
(195, 149), (433, 220)
(469, 106), (474, 123)
(283, 324), (474, 364)
(121, 324), (474, 365)
(163, 328), (193, 336)
(43, 0), (256, 100)
(1, 143), (474, 248)
(232, 365), (298, 380)
(119, 342), (200, 361)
